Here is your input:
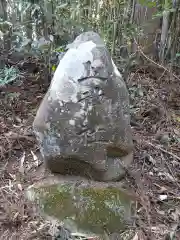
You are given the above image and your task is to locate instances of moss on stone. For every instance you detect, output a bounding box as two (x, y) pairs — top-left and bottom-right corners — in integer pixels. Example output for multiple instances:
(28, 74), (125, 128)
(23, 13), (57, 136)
(27, 181), (134, 235)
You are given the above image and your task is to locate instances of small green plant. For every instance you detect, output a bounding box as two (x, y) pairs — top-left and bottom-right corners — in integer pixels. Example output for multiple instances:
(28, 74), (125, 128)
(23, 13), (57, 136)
(0, 66), (20, 86)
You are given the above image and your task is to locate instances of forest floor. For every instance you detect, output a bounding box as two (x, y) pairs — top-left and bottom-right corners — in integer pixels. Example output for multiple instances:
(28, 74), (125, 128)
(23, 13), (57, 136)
(0, 56), (180, 240)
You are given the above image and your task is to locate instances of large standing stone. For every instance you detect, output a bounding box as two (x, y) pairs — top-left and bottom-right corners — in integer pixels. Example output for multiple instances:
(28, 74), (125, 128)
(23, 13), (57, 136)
(33, 31), (133, 181)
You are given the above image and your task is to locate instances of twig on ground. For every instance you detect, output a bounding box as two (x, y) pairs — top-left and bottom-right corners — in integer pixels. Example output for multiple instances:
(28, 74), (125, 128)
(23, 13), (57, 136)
(3, 132), (35, 142)
(161, 153), (180, 188)
(134, 39), (180, 81)
(144, 140), (180, 162)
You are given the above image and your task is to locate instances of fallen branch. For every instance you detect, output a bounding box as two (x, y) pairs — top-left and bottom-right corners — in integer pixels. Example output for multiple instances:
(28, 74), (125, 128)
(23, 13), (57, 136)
(145, 140), (180, 162)
(134, 39), (180, 81)
(3, 132), (35, 142)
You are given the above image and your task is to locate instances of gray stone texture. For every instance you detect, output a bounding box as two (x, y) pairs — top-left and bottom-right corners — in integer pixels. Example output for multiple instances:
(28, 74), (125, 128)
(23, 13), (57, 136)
(33, 31), (134, 181)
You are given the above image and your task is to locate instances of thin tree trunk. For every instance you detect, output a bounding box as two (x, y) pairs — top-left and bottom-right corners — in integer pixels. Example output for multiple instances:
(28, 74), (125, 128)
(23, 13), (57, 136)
(159, 10), (169, 63)
(132, 2), (160, 58)
(0, 0), (7, 20)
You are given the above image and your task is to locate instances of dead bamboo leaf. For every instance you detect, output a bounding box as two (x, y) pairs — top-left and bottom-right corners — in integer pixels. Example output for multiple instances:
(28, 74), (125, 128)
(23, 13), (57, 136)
(19, 152), (25, 174)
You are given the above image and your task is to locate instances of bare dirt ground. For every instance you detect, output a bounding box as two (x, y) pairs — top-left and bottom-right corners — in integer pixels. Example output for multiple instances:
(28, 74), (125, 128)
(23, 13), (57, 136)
(0, 58), (180, 239)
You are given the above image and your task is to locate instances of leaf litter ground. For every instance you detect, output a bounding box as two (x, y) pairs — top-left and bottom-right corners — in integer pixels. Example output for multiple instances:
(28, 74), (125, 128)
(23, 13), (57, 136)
(0, 60), (180, 240)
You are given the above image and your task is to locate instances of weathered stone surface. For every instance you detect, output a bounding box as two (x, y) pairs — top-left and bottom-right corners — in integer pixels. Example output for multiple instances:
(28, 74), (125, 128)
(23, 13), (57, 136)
(33, 31), (133, 181)
(26, 177), (135, 236)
